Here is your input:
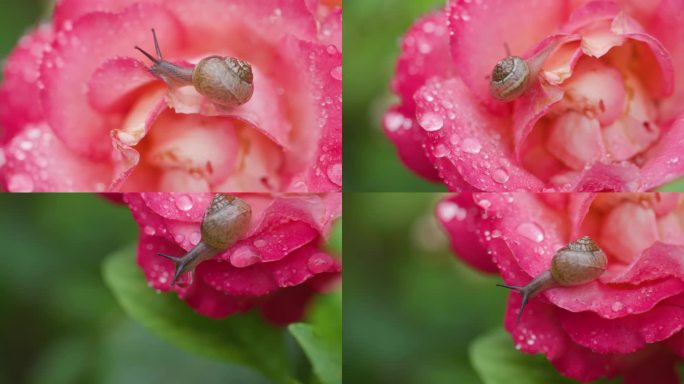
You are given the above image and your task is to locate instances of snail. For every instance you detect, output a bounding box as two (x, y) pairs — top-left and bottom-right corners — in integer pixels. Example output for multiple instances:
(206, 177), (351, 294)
(497, 236), (607, 323)
(489, 55), (531, 102)
(489, 38), (572, 102)
(135, 29), (254, 107)
(157, 194), (252, 285)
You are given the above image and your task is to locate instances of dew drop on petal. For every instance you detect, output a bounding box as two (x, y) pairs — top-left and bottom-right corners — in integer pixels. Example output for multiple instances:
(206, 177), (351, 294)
(492, 168), (510, 183)
(516, 222), (545, 242)
(438, 201), (467, 221)
(418, 112), (443, 132)
(326, 162), (342, 186)
(461, 138), (482, 154)
(611, 301), (624, 312)
(230, 245), (261, 268)
(174, 234), (185, 243)
(7, 174), (34, 192)
(143, 225), (156, 236)
(253, 239), (267, 248)
(175, 194), (193, 211)
(189, 231), (201, 245)
(385, 112), (405, 132)
(307, 253), (333, 273)
(432, 144), (449, 158)
(330, 66), (342, 81)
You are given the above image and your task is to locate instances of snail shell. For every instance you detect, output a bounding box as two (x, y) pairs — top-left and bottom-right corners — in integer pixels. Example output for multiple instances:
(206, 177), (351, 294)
(497, 236), (607, 322)
(157, 194), (252, 285)
(135, 29), (254, 107)
(489, 56), (530, 102)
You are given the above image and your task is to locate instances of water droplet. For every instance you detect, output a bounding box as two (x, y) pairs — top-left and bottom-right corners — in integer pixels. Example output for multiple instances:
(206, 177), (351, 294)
(330, 66), (342, 80)
(385, 112), (406, 132)
(492, 168), (510, 183)
(308, 253), (333, 273)
(7, 173), (33, 192)
(461, 138), (482, 154)
(611, 301), (624, 312)
(449, 133), (459, 145)
(230, 246), (261, 268)
(432, 144), (449, 158)
(253, 239), (267, 248)
(326, 45), (338, 55)
(326, 163), (342, 186)
(418, 112), (443, 132)
(516, 222), (544, 242)
(476, 199), (491, 209)
(189, 231), (201, 245)
(144, 225), (156, 236)
(174, 234), (185, 243)
(175, 194), (193, 211)
(438, 201), (467, 221)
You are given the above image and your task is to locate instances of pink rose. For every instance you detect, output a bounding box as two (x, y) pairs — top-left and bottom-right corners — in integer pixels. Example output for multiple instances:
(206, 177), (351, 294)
(437, 192), (684, 382)
(125, 192), (341, 324)
(385, 0), (684, 192)
(0, 0), (341, 192)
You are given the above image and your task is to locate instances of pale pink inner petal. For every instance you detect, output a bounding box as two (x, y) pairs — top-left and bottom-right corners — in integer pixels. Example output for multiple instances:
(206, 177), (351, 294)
(602, 117), (659, 161)
(145, 112), (239, 186)
(546, 111), (606, 170)
(559, 59), (626, 126)
(599, 201), (660, 263)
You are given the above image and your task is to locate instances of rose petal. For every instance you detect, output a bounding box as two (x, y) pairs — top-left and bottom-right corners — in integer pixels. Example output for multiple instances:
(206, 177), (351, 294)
(641, 115), (684, 190)
(611, 11), (674, 97)
(141, 192), (212, 222)
(602, 242), (684, 284)
(0, 25), (53, 143)
(2, 123), (112, 192)
(561, 294), (684, 353)
(568, 193), (596, 239)
(392, 11), (454, 113)
(384, 106), (440, 182)
(649, 0), (684, 121)
(415, 77), (544, 191)
(276, 37), (342, 192)
(436, 195), (497, 273)
(87, 57), (157, 112)
(512, 79), (565, 161)
(560, 162), (642, 192)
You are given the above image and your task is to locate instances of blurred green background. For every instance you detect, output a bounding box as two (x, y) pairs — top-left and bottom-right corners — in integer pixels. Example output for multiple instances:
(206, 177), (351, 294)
(344, 0), (684, 192)
(343, 193), (507, 383)
(0, 194), (269, 384)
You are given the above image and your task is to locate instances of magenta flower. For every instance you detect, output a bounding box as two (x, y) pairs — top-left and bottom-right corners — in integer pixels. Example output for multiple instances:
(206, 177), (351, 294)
(0, 0), (341, 192)
(385, 0), (684, 191)
(125, 192), (341, 325)
(437, 192), (684, 382)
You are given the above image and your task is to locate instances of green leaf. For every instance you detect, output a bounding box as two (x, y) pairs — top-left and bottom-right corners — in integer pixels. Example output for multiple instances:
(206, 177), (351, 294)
(102, 245), (292, 384)
(326, 219), (342, 257)
(289, 292), (342, 384)
(470, 328), (618, 384)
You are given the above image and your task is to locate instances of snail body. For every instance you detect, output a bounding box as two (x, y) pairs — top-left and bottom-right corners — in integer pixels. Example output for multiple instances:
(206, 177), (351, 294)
(497, 236), (607, 322)
(135, 29), (254, 107)
(157, 194), (252, 285)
